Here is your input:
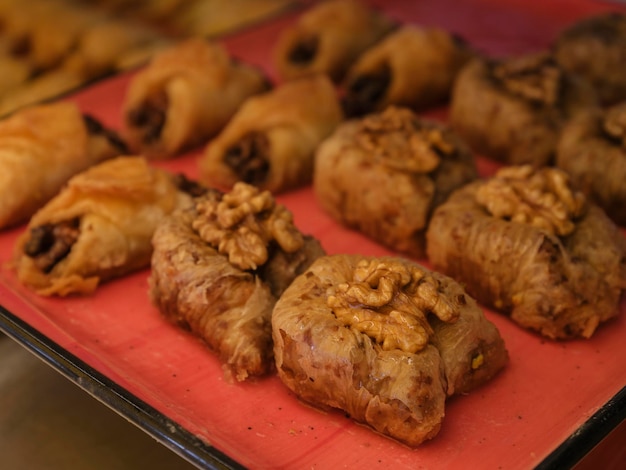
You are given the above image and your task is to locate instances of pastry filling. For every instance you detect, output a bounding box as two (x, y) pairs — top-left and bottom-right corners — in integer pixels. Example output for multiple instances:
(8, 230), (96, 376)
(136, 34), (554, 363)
(491, 52), (563, 106)
(288, 35), (319, 65)
(170, 173), (213, 198)
(191, 182), (303, 270)
(327, 258), (461, 353)
(343, 63), (391, 117)
(23, 218), (80, 273)
(223, 131), (270, 186)
(83, 114), (128, 153)
(126, 92), (168, 144)
(476, 165), (586, 236)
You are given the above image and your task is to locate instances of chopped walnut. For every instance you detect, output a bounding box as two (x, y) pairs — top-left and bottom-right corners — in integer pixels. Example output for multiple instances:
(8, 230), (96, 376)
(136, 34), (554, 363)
(476, 165), (586, 236)
(603, 102), (626, 147)
(192, 182), (304, 270)
(354, 107), (455, 173)
(492, 52), (562, 106)
(327, 259), (461, 353)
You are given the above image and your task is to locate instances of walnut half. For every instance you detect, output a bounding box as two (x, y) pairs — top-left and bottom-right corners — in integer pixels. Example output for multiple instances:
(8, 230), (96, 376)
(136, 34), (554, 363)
(327, 259), (461, 353)
(192, 182), (304, 270)
(476, 165), (586, 236)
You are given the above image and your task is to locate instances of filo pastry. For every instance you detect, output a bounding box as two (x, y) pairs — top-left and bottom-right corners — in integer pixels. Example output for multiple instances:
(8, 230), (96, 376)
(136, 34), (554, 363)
(342, 25), (473, 117)
(273, 0), (395, 82)
(200, 75), (343, 193)
(14, 156), (201, 296)
(122, 38), (269, 159)
(0, 101), (126, 230)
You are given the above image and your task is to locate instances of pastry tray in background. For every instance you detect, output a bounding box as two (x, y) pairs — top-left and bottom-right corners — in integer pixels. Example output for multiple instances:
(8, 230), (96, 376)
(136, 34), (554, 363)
(1, 1), (625, 468)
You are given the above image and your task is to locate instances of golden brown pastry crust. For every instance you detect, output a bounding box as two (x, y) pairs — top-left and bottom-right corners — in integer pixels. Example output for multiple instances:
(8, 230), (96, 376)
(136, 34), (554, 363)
(314, 106), (477, 258)
(0, 101), (125, 229)
(449, 52), (597, 167)
(200, 75), (343, 193)
(553, 12), (626, 106)
(123, 38), (269, 159)
(342, 25), (472, 116)
(426, 166), (626, 339)
(557, 102), (626, 226)
(149, 182), (325, 381)
(272, 254), (507, 447)
(273, 0), (395, 82)
(14, 156), (191, 296)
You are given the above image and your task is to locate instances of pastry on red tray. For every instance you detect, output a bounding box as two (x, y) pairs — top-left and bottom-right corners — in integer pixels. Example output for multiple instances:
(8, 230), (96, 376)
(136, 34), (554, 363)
(272, 254), (508, 447)
(273, 0), (395, 82)
(557, 101), (626, 226)
(149, 182), (325, 381)
(0, 101), (126, 230)
(426, 165), (626, 339)
(342, 25), (473, 117)
(449, 51), (596, 167)
(200, 75), (343, 194)
(13, 156), (200, 296)
(553, 12), (626, 106)
(123, 38), (269, 159)
(314, 106), (477, 259)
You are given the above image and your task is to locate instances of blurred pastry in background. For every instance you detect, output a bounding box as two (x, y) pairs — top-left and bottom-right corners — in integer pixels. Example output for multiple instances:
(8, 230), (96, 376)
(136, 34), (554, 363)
(200, 75), (343, 193)
(449, 51), (596, 167)
(553, 12), (626, 106)
(341, 25), (472, 117)
(123, 38), (270, 159)
(0, 101), (126, 230)
(274, 0), (395, 82)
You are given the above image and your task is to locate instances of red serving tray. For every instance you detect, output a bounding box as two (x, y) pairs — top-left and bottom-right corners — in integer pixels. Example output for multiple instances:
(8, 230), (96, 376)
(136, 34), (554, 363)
(1, 1), (625, 468)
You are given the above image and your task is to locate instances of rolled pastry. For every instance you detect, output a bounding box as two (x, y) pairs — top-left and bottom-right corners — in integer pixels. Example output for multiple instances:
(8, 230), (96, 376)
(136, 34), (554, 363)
(314, 106), (477, 258)
(200, 75), (343, 193)
(273, 0), (395, 82)
(557, 102), (626, 226)
(426, 165), (626, 339)
(0, 101), (126, 229)
(272, 254), (508, 447)
(449, 52), (597, 166)
(149, 182), (325, 381)
(14, 156), (198, 296)
(342, 25), (473, 117)
(122, 38), (270, 159)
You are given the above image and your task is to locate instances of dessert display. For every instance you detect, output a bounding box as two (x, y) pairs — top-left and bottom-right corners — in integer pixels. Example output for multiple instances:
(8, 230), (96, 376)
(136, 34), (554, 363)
(13, 156), (198, 296)
(449, 51), (597, 166)
(426, 165), (626, 339)
(273, 0), (396, 82)
(553, 12), (626, 106)
(122, 38), (270, 159)
(0, 101), (126, 230)
(149, 182), (324, 381)
(342, 25), (473, 117)
(200, 75), (343, 193)
(314, 106), (477, 258)
(272, 254), (508, 447)
(557, 102), (626, 226)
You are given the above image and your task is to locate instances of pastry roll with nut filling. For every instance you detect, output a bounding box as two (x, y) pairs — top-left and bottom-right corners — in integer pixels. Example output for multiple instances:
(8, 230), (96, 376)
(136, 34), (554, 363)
(314, 106), (477, 258)
(0, 101), (126, 230)
(149, 182), (325, 381)
(426, 166), (626, 339)
(123, 38), (270, 159)
(449, 52), (597, 167)
(200, 75), (343, 193)
(273, 0), (395, 82)
(557, 102), (626, 226)
(272, 254), (508, 447)
(342, 25), (473, 117)
(553, 13), (626, 106)
(14, 156), (201, 296)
